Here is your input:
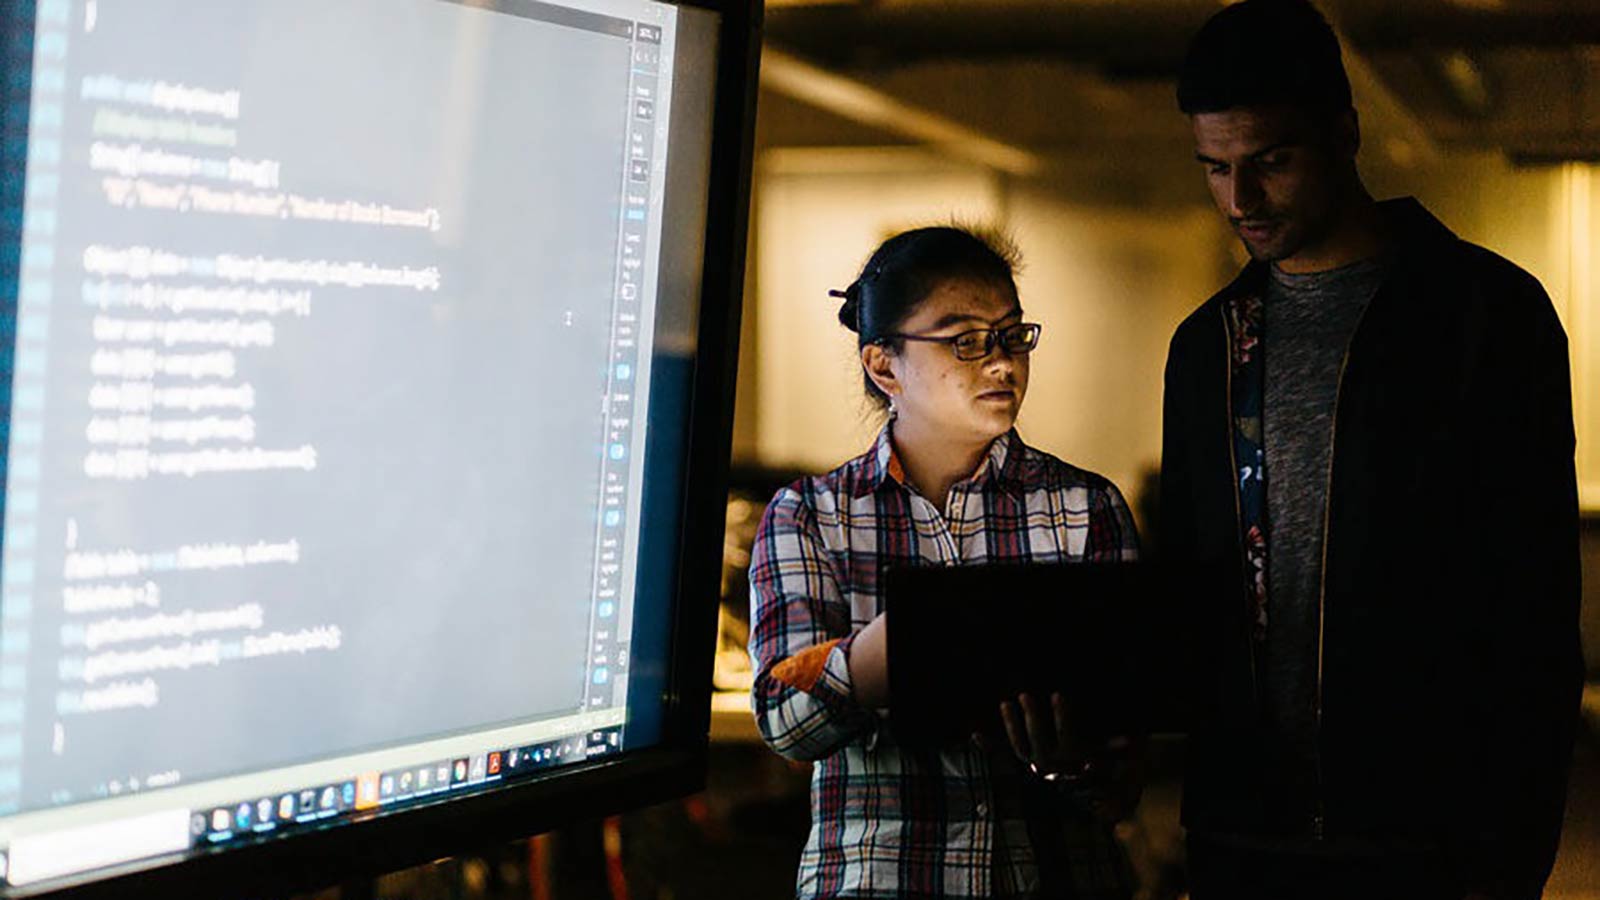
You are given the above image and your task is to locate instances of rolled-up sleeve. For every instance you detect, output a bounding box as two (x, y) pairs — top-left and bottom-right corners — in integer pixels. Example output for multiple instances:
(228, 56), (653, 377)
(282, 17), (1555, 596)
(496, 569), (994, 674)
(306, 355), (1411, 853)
(747, 486), (876, 761)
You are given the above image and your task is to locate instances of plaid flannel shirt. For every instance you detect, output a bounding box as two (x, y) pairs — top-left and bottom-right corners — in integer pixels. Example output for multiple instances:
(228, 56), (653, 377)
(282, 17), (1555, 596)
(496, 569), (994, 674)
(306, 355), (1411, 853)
(748, 425), (1141, 900)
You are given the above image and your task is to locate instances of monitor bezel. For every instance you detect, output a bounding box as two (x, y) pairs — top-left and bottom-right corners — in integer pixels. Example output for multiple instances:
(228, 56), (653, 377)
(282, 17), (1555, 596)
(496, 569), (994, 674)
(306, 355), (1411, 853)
(0, 0), (760, 894)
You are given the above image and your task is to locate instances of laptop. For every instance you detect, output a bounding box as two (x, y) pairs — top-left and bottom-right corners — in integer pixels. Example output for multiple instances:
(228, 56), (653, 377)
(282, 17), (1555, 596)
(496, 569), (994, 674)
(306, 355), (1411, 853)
(883, 561), (1231, 748)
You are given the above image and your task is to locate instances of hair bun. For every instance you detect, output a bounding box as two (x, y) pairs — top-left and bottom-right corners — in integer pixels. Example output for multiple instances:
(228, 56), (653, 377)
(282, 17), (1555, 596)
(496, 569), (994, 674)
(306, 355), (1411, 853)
(836, 292), (861, 332)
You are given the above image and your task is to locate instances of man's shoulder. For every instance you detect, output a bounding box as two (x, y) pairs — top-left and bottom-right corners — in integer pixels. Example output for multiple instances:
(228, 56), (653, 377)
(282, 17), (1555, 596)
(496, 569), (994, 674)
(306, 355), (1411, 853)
(1389, 197), (1550, 309)
(1408, 230), (1557, 334)
(1174, 295), (1221, 336)
(1447, 238), (1548, 300)
(1168, 289), (1230, 362)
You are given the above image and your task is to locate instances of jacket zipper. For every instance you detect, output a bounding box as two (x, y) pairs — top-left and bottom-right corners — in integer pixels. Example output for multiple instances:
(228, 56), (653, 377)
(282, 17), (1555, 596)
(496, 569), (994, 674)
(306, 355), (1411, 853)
(1309, 294), (1376, 842)
(1218, 307), (1261, 705)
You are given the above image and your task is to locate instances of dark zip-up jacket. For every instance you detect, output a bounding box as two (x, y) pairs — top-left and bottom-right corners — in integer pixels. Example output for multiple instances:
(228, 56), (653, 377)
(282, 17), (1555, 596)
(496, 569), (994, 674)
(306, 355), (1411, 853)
(1159, 197), (1583, 898)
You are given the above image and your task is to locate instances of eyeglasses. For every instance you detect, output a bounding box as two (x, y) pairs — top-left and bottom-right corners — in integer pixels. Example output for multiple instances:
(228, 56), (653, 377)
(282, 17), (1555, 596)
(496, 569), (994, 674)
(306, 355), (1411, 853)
(878, 322), (1042, 361)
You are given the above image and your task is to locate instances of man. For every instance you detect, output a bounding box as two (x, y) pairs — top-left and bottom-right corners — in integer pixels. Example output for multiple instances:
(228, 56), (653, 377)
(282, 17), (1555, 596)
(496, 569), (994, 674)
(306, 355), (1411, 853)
(1158, 2), (1584, 898)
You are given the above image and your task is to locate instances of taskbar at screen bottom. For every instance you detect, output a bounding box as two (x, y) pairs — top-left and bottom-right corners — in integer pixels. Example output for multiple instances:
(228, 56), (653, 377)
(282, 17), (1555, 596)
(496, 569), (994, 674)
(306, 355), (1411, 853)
(0, 718), (627, 889)
(190, 726), (622, 848)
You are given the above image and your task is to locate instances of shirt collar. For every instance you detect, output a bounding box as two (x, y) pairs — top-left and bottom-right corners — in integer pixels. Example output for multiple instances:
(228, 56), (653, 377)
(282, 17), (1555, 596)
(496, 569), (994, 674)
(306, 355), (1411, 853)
(866, 421), (1025, 499)
(865, 423), (898, 492)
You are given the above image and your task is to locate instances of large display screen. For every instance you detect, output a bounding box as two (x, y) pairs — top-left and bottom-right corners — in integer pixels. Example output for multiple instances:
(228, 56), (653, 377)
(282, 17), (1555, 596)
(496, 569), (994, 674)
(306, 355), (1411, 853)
(0, 0), (738, 892)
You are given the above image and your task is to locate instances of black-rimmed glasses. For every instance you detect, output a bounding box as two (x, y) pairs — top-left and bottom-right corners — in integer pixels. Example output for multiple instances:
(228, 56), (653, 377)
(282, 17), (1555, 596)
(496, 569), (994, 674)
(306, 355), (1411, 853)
(878, 322), (1042, 361)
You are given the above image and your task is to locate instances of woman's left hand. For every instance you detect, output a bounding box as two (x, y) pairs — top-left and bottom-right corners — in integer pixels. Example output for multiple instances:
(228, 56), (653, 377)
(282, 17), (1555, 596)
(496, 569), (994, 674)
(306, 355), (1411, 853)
(998, 692), (1085, 779)
(998, 692), (1144, 823)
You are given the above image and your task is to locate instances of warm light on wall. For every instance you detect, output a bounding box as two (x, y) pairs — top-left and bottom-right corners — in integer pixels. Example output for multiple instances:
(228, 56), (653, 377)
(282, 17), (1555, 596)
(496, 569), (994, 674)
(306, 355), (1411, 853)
(1563, 163), (1599, 512)
(746, 149), (1229, 522)
(750, 150), (1008, 470)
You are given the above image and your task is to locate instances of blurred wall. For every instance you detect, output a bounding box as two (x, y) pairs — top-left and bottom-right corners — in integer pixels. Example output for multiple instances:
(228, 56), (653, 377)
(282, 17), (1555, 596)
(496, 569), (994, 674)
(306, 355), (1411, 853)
(744, 147), (1229, 526)
(1006, 186), (1226, 513)
(749, 149), (1006, 471)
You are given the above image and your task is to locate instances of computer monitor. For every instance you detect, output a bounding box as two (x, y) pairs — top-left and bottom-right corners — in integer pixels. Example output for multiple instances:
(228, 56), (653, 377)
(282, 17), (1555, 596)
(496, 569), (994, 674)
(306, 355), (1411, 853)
(0, 0), (757, 894)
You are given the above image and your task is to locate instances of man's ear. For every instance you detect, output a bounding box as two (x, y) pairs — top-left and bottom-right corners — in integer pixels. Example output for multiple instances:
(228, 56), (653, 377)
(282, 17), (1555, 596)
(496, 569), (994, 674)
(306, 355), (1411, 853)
(862, 342), (900, 402)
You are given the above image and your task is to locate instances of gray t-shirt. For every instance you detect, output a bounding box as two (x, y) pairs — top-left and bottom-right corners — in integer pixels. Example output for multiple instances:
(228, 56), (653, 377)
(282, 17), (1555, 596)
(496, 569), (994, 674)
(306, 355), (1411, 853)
(1262, 254), (1386, 801)
(1211, 255), (1441, 855)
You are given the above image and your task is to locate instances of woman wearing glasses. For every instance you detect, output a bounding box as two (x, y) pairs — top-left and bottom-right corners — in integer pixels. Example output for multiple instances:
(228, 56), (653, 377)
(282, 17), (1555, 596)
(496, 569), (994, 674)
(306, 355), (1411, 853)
(748, 226), (1140, 900)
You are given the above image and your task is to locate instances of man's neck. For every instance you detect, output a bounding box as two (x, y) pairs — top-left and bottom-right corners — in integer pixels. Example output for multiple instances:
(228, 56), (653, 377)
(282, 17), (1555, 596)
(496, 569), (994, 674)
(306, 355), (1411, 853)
(1276, 192), (1386, 275)
(891, 417), (991, 511)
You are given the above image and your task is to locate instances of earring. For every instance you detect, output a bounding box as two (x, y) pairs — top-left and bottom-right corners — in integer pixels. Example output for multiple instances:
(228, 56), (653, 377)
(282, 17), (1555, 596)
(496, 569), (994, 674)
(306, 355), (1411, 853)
(887, 397), (898, 417)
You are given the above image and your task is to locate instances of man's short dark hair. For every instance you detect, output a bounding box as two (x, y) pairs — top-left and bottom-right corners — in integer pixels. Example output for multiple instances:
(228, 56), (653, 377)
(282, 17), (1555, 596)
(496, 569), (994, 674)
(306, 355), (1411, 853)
(1176, 0), (1352, 116)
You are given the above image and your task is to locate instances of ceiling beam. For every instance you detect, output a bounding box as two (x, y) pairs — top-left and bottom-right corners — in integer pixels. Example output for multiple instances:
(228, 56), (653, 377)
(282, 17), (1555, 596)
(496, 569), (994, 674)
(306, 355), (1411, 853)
(765, 4), (1202, 71)
(760, 49), (1046, 176)
(1346, 11), (1600, 51)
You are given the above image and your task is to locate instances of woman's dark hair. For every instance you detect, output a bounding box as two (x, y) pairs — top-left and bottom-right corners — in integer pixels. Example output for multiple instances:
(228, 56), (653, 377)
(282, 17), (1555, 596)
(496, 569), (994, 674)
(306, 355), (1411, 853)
(832, 225), (1021, 407)
(1176, 0), (1351, 117)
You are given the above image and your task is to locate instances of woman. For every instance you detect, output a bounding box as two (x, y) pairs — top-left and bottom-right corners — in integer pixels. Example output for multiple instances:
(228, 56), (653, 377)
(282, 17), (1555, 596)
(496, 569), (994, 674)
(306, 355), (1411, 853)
(748, 226), (1142, 900)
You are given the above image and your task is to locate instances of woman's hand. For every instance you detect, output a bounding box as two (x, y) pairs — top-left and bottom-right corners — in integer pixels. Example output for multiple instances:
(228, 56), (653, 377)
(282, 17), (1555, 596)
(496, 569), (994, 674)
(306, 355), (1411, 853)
(998, 692), (1145, 823)
(998, 692), (1085, 779)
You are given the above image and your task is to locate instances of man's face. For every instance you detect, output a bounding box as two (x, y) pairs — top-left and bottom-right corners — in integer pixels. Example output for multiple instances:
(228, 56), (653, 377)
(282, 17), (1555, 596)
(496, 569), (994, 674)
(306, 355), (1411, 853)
(1191, 106), (1349, 266)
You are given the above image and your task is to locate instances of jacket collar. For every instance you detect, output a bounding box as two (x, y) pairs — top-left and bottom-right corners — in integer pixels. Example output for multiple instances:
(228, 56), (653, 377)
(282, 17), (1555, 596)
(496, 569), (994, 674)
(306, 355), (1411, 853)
(1210, 196), (1457, 309)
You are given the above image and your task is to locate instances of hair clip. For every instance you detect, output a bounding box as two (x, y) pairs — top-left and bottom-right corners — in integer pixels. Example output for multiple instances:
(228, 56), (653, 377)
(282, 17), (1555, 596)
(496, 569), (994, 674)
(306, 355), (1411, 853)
(830, 264), (881, 303)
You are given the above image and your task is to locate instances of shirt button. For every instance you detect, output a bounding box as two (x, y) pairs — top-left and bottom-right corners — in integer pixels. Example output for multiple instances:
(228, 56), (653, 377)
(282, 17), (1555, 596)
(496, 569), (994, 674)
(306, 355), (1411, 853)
(975, 803), (989, 818)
